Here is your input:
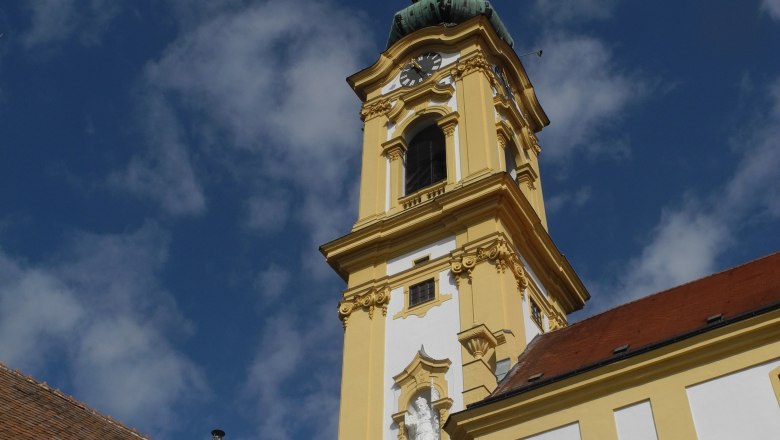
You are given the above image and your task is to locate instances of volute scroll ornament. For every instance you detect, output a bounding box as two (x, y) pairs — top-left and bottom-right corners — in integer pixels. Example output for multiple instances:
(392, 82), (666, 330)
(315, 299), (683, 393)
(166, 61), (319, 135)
(449, 238), (530, 291)
(337, 285), (391, 329)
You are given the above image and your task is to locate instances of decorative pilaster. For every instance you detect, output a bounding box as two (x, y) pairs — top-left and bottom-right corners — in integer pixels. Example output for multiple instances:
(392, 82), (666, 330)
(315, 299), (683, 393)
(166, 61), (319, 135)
(382, 137), (408, 211)
(437, 112), (460, 185)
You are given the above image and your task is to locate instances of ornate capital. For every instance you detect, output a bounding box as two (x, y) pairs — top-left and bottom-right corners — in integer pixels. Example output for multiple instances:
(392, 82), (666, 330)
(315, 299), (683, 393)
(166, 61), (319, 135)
(338, 286), (391, 329)
(450, 254), (477, 284)
(450, 54), (490, 79)
(382, 137), (408, 161)
(436, 112), (459, 138)
(360, 98), (392, 121)
(449, 238), (530, 291)
(458, 325), (499, 361)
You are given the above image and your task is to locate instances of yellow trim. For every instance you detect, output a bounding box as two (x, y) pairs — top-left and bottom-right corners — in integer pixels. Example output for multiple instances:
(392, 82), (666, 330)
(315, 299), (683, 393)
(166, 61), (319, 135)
(769, 365), (780, 406)
(393, 271), (452, 320)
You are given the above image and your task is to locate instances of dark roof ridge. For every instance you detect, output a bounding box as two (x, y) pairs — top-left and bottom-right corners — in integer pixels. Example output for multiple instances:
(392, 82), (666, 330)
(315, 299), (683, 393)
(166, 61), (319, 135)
(568, 251), (780, 326)
(0, 361), (150, 439)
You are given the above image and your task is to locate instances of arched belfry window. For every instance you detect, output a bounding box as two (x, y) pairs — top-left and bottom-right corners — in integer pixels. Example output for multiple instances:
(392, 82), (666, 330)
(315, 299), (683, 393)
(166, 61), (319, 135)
(405, 124), (446, 195)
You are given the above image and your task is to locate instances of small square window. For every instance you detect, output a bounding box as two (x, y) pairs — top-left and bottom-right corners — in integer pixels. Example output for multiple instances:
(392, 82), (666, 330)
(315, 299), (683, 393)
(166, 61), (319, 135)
(409, 279), (435, 308)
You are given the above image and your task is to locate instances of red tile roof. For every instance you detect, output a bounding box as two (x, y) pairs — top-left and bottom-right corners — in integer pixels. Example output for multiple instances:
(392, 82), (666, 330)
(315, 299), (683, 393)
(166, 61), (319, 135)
(0, 362), (149, 439)
(486, 252), (780, 404)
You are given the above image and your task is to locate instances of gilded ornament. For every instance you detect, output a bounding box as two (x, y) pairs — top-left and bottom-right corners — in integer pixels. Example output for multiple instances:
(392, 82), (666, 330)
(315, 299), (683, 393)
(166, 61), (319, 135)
(337, 285), (392, 329)
(360, 99), (392, 121)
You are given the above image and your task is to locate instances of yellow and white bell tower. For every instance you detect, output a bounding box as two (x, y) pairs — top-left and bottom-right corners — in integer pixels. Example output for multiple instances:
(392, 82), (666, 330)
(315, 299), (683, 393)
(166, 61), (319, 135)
(320, 2), (589, 439)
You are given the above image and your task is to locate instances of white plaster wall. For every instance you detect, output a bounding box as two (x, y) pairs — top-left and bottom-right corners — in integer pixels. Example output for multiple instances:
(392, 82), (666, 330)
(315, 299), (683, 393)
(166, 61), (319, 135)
(521, 255), (549, 298)
(614, 400), (658, 440)
(383, 269), (463, 440)
(386, 236), (457, 277)
(686, 359), (780, 440)
(523, 422), (582, 440)
(382, 52), (461, 95)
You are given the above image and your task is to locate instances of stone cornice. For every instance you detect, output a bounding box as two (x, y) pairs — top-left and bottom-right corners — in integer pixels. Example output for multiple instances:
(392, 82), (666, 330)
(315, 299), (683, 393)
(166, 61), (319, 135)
(320, 172), (589, 313)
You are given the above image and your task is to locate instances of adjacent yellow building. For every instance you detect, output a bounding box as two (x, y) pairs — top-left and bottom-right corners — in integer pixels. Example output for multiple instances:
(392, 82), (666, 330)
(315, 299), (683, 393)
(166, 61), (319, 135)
(321, 2), (780, 439)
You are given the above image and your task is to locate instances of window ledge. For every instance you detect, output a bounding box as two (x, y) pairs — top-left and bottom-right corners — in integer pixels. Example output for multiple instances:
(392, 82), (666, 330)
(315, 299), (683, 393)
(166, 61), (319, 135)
(393, 293), (452, 320)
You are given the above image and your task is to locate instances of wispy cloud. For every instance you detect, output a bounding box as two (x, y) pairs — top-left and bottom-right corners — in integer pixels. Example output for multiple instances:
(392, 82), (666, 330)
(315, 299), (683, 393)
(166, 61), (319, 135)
(112, 1), (373, 437)
(110, 93), (206, 216)
(762, 0), (780, 20)
(529, 33), (645, 163)
(590, 78), (780, 312)
(21, 0), (121, 47)
(0, 223), (205, 435)
(546, 186), (592, 214)
(244, 306), (341, 440)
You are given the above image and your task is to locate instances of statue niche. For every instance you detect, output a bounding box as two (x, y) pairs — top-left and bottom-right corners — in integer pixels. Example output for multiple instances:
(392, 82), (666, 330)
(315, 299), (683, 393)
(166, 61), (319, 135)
(405, 394), (439, 440)
(391, 347), (453, 440)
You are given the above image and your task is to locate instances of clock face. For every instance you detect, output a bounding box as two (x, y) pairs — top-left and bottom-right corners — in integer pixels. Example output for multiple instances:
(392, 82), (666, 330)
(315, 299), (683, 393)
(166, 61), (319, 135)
(400, 52), (443, 87)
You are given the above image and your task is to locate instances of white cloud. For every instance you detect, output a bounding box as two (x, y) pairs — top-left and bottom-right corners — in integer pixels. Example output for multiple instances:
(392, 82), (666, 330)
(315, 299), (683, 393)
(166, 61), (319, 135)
(253, 264), (290, 301)
(597, 78), (780, 311)
(529, 34), (645, 162)
(117, 0), (369, 239)
(0, 224), (205, 434)
(245, 305), (341, 440)
(762, 0), (780, 20)
(245, 191), (290, 235)
(533, 0), (618, 24)
(111, 93), (206, 216)
(22, 0), (121, 47)
(546, 186), (592, 213)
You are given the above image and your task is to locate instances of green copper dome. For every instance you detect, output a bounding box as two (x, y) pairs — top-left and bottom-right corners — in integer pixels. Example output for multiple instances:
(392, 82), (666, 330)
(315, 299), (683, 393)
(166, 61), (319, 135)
(387, 0), (514, 49)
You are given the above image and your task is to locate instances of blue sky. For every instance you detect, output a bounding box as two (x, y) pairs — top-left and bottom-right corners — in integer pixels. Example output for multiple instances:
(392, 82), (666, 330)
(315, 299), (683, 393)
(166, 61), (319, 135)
(1, 0), (779, 439)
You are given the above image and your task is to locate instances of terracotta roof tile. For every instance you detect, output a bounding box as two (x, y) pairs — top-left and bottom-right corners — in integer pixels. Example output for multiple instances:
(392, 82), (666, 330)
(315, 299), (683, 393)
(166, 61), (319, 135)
(0, 363), (149, 439)
(486, 252), (780, 403)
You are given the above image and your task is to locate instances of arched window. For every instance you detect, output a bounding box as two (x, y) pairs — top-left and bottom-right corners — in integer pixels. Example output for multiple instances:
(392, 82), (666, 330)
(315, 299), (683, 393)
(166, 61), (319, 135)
(405, 124), (446, 195)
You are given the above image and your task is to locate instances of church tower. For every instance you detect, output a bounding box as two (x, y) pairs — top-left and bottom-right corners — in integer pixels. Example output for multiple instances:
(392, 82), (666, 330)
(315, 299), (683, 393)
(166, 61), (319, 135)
(320, 2), (589, 439)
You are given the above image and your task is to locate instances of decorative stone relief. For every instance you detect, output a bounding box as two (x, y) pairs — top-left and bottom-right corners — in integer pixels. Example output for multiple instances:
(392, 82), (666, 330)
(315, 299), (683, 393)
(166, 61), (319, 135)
(458, 324), (498, 360)
(450, 54), (491, 79)
(449, 237), (529, 290)
(361, 98), (392, 121)
(521, 126), (542, 154)
(337, 286), (390, 329)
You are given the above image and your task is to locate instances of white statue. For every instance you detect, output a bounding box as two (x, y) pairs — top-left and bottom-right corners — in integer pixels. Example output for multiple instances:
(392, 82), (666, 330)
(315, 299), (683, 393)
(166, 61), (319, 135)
(404, 396), (439, 440)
